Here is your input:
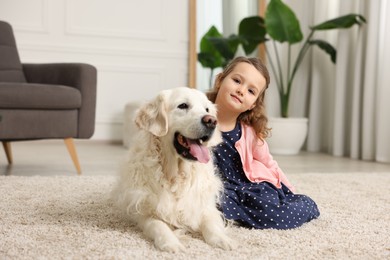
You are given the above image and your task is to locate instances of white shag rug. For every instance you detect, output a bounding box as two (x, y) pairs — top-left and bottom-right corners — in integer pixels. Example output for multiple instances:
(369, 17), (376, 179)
(1, 172), (389, 259)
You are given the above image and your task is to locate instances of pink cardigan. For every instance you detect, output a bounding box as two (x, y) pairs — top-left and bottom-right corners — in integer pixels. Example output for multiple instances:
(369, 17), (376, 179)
(234, 123), (296, 193)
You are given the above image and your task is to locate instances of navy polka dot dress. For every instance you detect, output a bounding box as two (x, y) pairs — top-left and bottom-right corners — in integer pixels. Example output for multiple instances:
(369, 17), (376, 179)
(213, 122), (320, 229)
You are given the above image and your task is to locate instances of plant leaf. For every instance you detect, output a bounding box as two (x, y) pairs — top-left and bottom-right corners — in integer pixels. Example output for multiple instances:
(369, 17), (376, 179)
(198, 26), (224, 69)
(309, 39), (337, 63)
(207, 34), (241, 66)
(197, 52), (222, 69)
(265, 0), (303, 44)
(311, 14), (366, 30)
(238, 16), (267, 54)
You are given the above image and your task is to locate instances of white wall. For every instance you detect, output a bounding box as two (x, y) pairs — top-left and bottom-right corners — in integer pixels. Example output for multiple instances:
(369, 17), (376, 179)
(0, 0), (190, 140)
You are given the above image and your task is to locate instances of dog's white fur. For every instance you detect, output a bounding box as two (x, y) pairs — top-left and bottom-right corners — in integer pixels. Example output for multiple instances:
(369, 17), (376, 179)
(111, 87), (235, 252)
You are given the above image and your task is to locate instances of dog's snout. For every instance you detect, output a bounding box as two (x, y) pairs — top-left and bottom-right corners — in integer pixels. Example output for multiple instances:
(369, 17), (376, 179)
(202, 115), (217, 129)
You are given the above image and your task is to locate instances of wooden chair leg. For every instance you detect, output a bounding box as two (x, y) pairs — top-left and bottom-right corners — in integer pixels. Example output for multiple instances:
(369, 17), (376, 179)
(64, 138), (82, 175)
(2, 141), (13, 164)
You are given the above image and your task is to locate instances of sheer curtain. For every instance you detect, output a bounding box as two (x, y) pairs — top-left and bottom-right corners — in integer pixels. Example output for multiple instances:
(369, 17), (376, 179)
(306, 0), (390, 163)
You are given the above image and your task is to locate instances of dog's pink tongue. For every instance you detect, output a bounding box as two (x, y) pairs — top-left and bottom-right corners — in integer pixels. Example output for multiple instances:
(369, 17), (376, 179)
(189, 141), (210, 163)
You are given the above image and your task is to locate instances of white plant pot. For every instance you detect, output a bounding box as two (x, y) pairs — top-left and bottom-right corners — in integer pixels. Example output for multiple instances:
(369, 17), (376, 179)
(266, 117), (308, 155)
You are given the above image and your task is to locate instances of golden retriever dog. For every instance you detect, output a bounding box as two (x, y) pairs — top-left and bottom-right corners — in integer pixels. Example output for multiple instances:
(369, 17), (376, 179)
(111, 87), (235, 252)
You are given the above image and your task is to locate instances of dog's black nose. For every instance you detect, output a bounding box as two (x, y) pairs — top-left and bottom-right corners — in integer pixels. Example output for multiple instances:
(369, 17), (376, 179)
(202, 115), (217, 129)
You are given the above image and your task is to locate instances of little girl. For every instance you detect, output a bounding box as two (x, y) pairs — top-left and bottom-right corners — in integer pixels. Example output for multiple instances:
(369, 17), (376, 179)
(207, 56), (320, 229)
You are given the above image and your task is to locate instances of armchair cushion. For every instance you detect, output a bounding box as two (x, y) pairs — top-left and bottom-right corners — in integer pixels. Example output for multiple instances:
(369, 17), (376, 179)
(0, 83), (82, 109)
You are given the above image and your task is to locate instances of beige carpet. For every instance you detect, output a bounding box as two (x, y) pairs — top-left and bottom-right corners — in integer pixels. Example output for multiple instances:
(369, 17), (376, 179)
(1, 172), (389, 259)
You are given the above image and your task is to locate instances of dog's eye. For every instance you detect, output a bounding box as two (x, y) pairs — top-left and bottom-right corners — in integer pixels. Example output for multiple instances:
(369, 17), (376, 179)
(206, 108), (209, 112)
(177, 103), (189, 110)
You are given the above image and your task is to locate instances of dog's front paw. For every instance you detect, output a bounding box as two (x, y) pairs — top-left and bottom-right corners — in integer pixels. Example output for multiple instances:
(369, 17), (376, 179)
(154, 236), (185, 253)
(204, 234), (236, 250)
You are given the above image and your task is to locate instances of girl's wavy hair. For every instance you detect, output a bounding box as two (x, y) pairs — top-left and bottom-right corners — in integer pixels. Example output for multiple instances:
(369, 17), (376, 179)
(206, 56), (271, 140)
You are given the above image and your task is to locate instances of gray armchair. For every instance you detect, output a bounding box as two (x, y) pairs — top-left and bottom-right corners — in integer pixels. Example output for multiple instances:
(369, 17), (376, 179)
(0, 20), (97, 174)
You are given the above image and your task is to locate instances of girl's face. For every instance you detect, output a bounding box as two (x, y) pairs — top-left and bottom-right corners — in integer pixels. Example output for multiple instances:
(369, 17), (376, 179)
(215, 62), (266, 117)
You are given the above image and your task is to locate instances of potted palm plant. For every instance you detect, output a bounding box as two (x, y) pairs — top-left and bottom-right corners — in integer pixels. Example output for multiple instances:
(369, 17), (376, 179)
(198, 0), (365, 154)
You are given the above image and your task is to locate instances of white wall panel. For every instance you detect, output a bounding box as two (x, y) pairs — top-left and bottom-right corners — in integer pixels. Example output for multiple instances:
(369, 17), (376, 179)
(65, 0), (164, 40)
(96, 65), (164, 123)
(0, 0), (190, 141)
(0, 0), (49, 32)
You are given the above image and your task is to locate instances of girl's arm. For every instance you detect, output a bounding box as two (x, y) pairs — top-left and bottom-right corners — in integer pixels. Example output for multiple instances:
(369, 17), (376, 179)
(236, 124), (296, 193)
(254, 140), (296, 193)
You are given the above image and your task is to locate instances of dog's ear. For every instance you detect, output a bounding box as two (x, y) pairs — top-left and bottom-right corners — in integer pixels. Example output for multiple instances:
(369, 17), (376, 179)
(135, 91), (169, 136)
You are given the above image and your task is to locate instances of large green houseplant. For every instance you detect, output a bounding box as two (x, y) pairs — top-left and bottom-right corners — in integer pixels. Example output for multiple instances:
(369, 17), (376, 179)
(198, 0), (366, 118)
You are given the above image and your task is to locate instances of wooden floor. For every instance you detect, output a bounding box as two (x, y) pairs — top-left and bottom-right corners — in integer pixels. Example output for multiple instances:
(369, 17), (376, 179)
(1, 140), (390, 176)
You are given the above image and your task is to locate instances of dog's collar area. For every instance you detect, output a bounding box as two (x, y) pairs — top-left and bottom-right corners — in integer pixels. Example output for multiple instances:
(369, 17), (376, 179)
(174, 132), (210, 163)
